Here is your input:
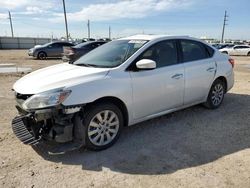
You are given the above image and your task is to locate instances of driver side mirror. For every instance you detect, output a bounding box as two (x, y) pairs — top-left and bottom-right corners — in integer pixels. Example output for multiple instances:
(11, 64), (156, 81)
(136, 59), (156, 70)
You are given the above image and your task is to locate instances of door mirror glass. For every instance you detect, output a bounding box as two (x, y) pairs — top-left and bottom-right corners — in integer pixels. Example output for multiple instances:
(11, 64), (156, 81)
(136, 59), (156, 70)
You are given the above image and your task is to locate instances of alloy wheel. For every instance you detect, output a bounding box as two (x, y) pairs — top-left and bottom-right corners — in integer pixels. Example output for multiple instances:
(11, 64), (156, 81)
(87, 110), (119, 146)
(211, 83), (224, 106)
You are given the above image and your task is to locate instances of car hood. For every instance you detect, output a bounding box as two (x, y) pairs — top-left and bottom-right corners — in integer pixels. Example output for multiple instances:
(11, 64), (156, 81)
(13, 63), (110, 94)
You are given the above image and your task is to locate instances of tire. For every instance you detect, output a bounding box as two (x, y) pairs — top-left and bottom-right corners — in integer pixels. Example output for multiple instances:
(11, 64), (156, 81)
(247, 52), (250, 56)
(82, 102), (124, 151)
(204, 79), (226, 109)
(37, 52), (47, 60)
(221, 51), (228, 54)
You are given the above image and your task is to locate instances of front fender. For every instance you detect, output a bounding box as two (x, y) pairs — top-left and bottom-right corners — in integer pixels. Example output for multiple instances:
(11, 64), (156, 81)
(62, 70), (133, 121)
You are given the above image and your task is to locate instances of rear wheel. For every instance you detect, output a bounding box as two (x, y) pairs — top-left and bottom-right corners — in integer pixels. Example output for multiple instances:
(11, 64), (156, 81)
(83, 103), (123, 150)
(37, 52), (47, 60)
(204, 79), (225, 109)
(247, 52), (250, 56)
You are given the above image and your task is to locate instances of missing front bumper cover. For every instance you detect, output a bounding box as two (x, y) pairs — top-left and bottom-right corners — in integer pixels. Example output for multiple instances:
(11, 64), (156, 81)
(12, 115), (40, 145)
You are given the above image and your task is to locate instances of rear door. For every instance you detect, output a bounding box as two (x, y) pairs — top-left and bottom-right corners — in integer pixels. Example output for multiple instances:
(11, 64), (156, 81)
(129, 40), (184, 120)
(238, 46), (250, 55)
(179, 39), (216, 105)
(232, 46), (241, 55)
(46, 43), (62, 57)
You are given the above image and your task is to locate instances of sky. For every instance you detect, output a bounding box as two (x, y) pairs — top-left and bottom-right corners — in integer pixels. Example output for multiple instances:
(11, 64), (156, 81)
(0, 0), (249, 40)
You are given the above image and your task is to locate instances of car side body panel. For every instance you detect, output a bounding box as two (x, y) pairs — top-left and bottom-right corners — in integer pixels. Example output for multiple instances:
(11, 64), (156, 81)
(130, 63), (184, 120)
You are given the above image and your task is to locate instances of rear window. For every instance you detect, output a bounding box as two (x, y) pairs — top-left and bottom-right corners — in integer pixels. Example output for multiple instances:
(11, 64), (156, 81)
(180, 40), (209, 62)
(205, 45), (215, 57)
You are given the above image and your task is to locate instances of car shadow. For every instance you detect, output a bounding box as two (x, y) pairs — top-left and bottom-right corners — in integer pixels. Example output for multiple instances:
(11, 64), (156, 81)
(34, 93), (250, 175)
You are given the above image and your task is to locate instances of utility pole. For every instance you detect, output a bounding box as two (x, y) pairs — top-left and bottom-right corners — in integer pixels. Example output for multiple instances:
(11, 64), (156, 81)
(8, 11), (14, 37)
(62, 0), (69, 41)
(109, 26), (111, 39)
(221, 10), (228, 43)
(87, 20), (90, 40)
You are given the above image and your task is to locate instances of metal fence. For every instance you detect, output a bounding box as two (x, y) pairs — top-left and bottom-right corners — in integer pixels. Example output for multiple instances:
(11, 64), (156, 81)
(0, 37), (52, 49)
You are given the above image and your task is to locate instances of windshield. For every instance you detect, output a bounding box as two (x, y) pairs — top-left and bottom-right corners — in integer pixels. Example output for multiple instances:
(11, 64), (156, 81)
(73, 40), (148, 68)
(43, 42), (52, 47)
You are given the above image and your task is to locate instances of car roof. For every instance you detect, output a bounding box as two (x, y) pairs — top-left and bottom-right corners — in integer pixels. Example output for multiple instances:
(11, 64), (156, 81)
(52, 41), (72, 44)
(118, 34), (192, 41)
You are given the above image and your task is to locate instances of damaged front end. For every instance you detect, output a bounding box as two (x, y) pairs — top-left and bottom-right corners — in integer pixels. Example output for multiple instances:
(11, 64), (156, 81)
(12, 91), (85, 154)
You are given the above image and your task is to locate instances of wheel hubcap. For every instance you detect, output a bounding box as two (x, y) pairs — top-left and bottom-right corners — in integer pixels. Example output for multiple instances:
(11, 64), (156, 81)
(211, 83), (224, 106)
(88, 110), (119, 146)
(39, 53), (45, 59)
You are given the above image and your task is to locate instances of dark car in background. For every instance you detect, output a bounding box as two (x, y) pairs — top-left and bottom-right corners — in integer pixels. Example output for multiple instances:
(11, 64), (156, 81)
(212, 43), (235, 50)
(62, 41), (106, 63)
(28, 41), (74, 60)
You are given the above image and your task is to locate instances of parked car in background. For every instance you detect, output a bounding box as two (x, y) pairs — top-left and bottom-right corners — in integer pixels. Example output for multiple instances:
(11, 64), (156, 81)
(12, 35), (234, 153)
(62, 41), (106, 63)
(219, 45), (250, 56)
(82, 38), (96, 42)
(28, 41), (74, 60)
(212, 43), (235, 50)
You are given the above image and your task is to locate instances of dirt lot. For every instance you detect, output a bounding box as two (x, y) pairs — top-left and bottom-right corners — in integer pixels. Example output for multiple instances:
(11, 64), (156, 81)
(0, 50), (250, 188)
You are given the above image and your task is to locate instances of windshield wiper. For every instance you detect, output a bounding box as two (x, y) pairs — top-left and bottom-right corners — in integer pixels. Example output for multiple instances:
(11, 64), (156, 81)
(75, 63), (95, 67)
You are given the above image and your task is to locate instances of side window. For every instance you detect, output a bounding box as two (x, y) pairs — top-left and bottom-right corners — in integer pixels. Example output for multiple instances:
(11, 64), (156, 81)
(180, 40), (208, 62)
(63, 43), (73, 46)
(234, 46), (248, 49)
(51, 43), (59, 48)
(138, 40), (178, 68)
(205, 45), (215, 57)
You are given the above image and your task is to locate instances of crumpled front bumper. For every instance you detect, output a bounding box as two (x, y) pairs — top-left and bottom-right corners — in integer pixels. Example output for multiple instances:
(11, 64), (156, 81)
(11, 106), (85, 154)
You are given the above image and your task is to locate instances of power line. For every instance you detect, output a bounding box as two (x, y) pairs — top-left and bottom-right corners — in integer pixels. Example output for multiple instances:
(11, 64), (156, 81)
(221, 10), (229, 43)
(62, 0), (69, 41)
(8, 11), (14, 37)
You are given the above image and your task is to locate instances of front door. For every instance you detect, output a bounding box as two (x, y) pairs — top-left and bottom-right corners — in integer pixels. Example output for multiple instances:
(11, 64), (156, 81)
(129, 40), (184, 120)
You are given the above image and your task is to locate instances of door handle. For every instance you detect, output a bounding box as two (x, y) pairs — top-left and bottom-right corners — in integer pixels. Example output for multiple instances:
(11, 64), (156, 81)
(171, 74), (183, 79)
(206, 67), (215, 72)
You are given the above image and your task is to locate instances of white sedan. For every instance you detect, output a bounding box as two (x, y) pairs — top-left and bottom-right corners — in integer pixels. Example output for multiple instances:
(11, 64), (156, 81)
(12, 35), (234, 152)
(219, 45), (250, 56)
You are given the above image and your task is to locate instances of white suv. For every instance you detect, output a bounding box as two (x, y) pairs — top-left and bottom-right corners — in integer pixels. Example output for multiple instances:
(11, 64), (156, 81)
(219, 45), (250, 56)
(12, 35), (234, 153)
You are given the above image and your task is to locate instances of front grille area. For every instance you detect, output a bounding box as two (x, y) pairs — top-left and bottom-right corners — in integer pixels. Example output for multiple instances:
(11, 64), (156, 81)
(12, 116), (40, 145)
(15, 92), (33, 100)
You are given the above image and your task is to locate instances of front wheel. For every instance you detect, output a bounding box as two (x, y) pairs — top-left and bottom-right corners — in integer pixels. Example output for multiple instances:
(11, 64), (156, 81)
(247, 52), (250, 56)
(83, 103), (123, 150)
(204, 79), (225, 109)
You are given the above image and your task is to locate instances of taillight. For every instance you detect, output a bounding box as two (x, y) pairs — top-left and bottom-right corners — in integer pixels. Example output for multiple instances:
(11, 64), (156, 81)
(68, 48), (74, 54)
(63, 47), (74, 55)
(229, 58), (235, 68)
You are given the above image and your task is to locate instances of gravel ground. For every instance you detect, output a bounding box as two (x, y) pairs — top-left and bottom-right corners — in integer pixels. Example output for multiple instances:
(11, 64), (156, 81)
(0, 50), (250, 188)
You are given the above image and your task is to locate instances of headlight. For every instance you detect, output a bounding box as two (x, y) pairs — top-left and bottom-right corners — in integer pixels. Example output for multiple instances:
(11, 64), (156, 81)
(22, 90), (71, 110)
